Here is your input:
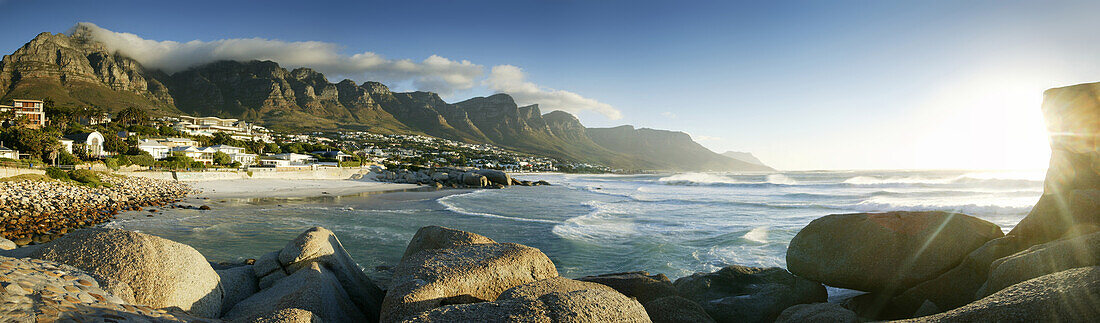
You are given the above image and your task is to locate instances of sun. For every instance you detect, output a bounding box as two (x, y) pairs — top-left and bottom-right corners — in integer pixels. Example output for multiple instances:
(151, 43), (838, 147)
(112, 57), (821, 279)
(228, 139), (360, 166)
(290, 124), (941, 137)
(911, 75), (1052, 170)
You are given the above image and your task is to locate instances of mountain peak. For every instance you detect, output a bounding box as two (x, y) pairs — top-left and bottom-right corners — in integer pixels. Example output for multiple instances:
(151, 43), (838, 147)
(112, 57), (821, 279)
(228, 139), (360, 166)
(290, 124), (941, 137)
(361, 81), (391, 95)
(722, 151), (769, 168)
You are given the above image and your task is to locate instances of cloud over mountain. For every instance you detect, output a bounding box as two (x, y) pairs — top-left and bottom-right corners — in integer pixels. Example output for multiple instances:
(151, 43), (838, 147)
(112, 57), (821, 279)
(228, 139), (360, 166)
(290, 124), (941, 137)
(70, 22), (482, 95)
(68, 22), (620, 119)
(485, 65), (622, 120)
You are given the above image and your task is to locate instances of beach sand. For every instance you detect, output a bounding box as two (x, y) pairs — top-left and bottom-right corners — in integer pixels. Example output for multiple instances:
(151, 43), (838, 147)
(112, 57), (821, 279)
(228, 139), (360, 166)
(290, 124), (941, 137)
(189, 179), (420, 199)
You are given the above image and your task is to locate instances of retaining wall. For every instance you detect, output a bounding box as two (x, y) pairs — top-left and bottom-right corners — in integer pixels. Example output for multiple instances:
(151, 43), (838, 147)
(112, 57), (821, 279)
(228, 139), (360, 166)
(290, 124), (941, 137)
(118, 168), (372, 182)
(0, 167), (45, 178)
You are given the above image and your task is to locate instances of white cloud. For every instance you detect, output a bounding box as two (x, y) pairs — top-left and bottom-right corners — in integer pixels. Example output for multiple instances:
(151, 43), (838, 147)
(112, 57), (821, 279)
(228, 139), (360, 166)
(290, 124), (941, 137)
(661, 111), (677, 118)
(69, 22), (483, 95)
(69, 23), (621, 118)
(484, 65), (622, 120)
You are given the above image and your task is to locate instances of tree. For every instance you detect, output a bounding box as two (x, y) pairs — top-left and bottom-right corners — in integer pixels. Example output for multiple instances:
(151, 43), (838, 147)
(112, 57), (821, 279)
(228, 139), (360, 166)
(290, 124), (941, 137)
(0, 127), (61, 160)
(165, 155), (194, 170)
(264, 142), (281, 154)
(211, 132), (235, 146)
(213, 151), (232, 166)
(283, 143), (304, 154)
(103, 132), (129, 154)
(115, 107), (149, 126)
(57, 150), (80, 165)
(158, 125), (181, 136)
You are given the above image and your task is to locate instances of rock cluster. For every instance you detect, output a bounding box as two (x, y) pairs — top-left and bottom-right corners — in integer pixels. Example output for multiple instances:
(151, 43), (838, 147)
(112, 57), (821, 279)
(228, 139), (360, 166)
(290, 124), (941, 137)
(0, 174), (193, 246)
(232, 226), (385, 321)
(375, 168), (550, 189)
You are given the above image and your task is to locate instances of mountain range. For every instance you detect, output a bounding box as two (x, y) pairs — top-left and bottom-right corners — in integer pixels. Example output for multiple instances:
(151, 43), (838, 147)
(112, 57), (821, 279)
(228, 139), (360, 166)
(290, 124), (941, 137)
(0, 27), (773, 172)
(721, 151), (770, 168)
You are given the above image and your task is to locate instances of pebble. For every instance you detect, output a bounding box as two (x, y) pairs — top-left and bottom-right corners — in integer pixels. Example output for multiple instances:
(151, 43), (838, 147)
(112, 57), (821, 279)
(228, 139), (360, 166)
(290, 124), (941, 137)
(0, 176), (193, 246)
(0, 255), (215, 322)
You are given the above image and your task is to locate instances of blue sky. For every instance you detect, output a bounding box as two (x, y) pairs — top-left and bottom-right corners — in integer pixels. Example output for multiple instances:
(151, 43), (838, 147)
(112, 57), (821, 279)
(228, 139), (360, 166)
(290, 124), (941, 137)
(3, 0), (1099, 170)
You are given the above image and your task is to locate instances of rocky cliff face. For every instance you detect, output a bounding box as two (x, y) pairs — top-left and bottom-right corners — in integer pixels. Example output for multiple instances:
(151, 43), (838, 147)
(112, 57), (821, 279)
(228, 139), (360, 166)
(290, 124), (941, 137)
(0, 31), (177, 113)
(0, 29), (770, 172)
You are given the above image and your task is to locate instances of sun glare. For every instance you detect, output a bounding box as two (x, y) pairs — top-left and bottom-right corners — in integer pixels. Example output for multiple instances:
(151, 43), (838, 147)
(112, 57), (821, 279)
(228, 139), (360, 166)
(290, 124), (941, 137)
(912, 76), (1051, 170)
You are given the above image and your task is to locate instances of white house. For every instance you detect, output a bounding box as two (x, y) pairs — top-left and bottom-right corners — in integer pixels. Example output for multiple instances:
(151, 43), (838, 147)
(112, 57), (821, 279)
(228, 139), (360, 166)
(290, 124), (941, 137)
(161, 137), (199, 148)
(0, 145), (18, 160)
(209, 144), (257, 165)
(0, 99), (46, 128)
(170, 146), (215, 165)
(137, 139), (170, 159)
(272, 153), (317, 165)
(311, 150), (354, 162)
(62, 131), (106, 158)
(259, 157), (292, 167)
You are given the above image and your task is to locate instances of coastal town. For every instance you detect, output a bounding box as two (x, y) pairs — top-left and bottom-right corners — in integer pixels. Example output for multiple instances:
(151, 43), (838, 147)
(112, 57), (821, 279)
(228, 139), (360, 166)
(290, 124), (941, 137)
(0, 98), (615, 173)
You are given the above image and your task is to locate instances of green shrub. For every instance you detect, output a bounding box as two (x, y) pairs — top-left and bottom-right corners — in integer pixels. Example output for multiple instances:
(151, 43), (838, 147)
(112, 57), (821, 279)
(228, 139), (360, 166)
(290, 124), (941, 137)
(104, 158), (119, 171)
(128, 153), (155, 167)
(165, 155), (193, 170)
(189, 161), (207, 170)
(213, 151), (232, 166)
(339, 161), (363, 167)
(116, 155), (133, 166)
(45, 167), (69, 180)
(57, 151), (80, 165)
(68, 169), (101, 185)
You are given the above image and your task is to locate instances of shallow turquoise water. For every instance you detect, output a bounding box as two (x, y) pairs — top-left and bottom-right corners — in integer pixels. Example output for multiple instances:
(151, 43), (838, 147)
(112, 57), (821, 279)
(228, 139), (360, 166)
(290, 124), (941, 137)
(109, 170), (1044, 280)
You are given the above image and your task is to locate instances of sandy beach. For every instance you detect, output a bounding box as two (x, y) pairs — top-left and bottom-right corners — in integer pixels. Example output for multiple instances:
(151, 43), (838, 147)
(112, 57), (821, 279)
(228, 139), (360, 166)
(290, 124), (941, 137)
(188, 178), (421, 199)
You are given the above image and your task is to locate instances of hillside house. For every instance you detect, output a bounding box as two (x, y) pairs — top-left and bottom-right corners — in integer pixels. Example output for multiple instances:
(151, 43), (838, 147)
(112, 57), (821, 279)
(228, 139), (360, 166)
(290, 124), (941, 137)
(209, 144), (257, 165)
(0, 99), (46, 128)
(311, 150), (354, 162)
(161, 137), (199, 148)
(170, 146), (215, 165)
(271, 153), (317, 165)
(137, 139), (170, 159)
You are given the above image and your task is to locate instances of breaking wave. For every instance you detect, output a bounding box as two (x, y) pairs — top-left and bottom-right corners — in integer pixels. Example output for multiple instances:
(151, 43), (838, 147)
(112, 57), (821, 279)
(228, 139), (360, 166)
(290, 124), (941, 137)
(438, 191), (560, 224)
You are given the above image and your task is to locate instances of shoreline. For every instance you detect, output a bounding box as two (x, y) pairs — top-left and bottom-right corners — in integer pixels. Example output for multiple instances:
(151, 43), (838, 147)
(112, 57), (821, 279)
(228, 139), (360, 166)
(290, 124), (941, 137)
(187, 178), (421, 199)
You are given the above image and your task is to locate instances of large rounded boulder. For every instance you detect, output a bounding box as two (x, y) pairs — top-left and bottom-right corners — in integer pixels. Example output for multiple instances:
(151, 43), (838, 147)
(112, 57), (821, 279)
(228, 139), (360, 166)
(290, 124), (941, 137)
(577, 271), (679, 305)
(977, 230), (1100, 298)
(787, 211), (1003, 293)
(900, 266), (1100, 322)
(474, 169), (512, 186)
(674, 265), (826, 323)
(401, 225), (496, 261)
(404, 279), (650, 323)
(381, 242), (559, 322)
(29, 228), (223, 317)
(644, 296), (716, 323)
(775, 303), (859, 323)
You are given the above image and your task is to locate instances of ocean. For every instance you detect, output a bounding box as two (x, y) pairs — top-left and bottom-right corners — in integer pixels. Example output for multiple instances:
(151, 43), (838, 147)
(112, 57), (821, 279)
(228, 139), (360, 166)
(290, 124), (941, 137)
(108, 169), (1045, 281)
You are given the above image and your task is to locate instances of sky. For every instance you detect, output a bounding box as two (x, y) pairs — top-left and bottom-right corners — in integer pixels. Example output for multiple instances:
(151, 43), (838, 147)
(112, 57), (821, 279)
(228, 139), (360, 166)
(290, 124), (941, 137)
(2, 0), (1099, 170)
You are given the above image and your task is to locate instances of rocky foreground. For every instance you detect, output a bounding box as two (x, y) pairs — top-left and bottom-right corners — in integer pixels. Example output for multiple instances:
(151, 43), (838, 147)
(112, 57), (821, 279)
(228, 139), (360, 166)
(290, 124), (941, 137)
(0, 224), (833, 323)
(375, 168), (550, 189)
(0, 175), (193, 247)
